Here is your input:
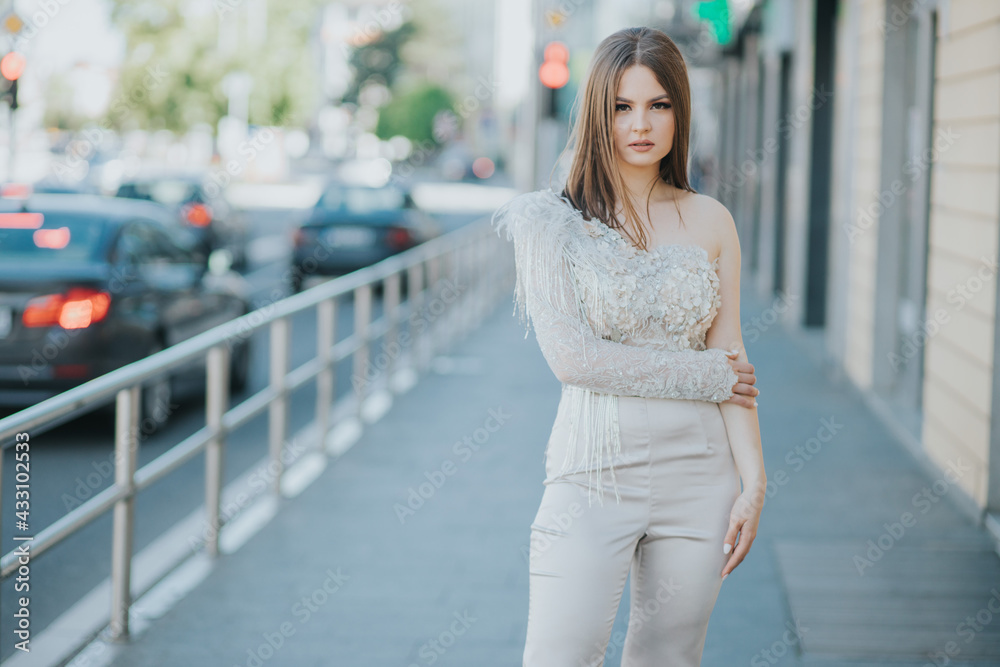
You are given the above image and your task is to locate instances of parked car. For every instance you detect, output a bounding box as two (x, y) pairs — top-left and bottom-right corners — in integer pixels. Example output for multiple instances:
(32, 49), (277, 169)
(0, 193), (252, 429)
(115, 170), (249, 271)
(290, 181), (442, 293)
(31, 177), (101, 195)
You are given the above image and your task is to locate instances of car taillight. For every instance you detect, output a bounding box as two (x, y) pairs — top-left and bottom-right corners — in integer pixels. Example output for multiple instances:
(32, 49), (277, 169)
(386, 226), (412, 249)
(1, 183), (32, 199)
(0, 212), (43, 228)
(183, 203), (213, 227)
(22, 288), (111, 329)
(53, 364), (90, 378)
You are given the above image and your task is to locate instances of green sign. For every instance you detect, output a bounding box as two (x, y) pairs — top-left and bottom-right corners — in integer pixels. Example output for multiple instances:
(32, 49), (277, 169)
(693, 0), (732, 45)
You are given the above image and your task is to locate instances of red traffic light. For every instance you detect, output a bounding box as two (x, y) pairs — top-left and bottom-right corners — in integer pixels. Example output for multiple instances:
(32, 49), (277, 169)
(539, 41), (569, 89)
(1, 52), (25, 81)
(544, 42), (569, 64)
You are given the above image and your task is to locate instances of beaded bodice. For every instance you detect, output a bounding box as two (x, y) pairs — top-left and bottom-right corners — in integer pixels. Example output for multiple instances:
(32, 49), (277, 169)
(569, 203), (722, 353)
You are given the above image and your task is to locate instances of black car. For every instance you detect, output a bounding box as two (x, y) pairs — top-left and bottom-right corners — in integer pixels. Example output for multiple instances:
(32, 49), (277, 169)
(0, 194), (251, 429)
(115, 171), (249, 271)
(290, 181), (442, 292)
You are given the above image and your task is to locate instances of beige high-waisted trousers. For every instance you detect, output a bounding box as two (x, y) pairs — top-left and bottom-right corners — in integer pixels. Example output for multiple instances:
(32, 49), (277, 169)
(522, 393), (741, 667)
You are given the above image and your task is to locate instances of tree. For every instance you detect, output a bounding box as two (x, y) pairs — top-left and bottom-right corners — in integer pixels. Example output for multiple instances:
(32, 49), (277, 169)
(105, 0), (321, 132)
(342, 5), (461, 147)
(341, 20), (416, 107)
(375, 83), (453, 145)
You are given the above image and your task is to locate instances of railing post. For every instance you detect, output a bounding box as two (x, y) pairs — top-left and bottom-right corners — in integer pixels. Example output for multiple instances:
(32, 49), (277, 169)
(464, 237), (476, 334)
(425, 254), (441, 366)
(205, 345), (229, 557)
(462, 237), (473, 332)
(479, 229), (490, 323)
(384, 273), (401, 389)
(483, 228), (491, 309)
(407, 261), (424, 373)
(269, 317), (290, 495)
(0, 430), (4, 521)
(353, 283), (372, 418)
(494, 226), (505, 308)
(444, 242), (462, 344)
(477, 231), (487, 323)
(450, 240), (464, 343)
(316, 297), (336, 453)
(109, 384), (139, 642)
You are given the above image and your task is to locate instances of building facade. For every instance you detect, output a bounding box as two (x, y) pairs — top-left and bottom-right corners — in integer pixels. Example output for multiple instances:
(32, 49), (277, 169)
(716, 0), (1000, 548)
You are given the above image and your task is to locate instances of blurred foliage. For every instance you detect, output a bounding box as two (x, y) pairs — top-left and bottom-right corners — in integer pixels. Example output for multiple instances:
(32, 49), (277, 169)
(375, 83), (453, 145)
(42, 74), (79, 130)
(349, 2), (463, 147)
(341, 21), (416, 106)
(390, 0), (466, 91)
(93, 0), (477, 149)
(104, 0), (321, 132)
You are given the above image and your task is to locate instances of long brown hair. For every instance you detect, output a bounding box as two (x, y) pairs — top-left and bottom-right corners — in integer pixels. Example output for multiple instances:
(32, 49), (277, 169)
(554, 26), (696, 251)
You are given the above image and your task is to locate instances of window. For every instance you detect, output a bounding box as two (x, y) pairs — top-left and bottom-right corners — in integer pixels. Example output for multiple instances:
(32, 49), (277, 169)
(117, 180), (200, 206)
(115, 220), (192, 266)
(318, 185), (405, 213)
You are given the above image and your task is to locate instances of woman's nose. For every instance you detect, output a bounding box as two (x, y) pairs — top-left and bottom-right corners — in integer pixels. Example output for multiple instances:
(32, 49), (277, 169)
(632, 111), (651, 132)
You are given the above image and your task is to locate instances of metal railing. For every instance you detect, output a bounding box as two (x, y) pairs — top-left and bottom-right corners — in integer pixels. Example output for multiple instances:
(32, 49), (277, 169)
(0, 215), (512, 642)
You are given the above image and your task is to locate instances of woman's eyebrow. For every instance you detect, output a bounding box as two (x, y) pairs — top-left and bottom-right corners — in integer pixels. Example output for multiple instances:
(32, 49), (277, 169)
(615, 94), (670, 103)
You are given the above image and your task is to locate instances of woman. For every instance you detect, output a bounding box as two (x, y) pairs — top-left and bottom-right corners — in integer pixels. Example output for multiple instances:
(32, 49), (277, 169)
(491, 27), (766, 666)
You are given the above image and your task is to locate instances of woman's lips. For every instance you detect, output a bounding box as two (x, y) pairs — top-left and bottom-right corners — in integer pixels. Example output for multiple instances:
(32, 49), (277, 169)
(629, 142), (654, 152)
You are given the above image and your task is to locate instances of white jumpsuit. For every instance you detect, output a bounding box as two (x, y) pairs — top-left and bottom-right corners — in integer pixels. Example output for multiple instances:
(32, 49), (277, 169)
(492, 188), (742, 666)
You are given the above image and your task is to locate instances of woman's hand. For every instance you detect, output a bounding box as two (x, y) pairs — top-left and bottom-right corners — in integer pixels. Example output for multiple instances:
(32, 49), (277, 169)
(722, 349), (758, 409)
(721, 484), (764, 579)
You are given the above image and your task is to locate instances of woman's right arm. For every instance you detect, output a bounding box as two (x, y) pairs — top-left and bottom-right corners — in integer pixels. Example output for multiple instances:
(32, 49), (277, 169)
(492, 192), (740, 402)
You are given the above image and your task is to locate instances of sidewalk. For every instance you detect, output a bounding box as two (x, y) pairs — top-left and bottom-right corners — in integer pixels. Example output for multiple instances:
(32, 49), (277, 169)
(69, 287), (1000, 666)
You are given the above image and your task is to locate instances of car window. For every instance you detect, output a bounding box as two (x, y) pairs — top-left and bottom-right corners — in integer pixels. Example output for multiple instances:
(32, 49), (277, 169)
(318, 185), (405, 213)
(117, 220), (194, 266)
(0, 211), (106, 262)
(117, 180), (199, 206)
(114, 222), (152, 265)
(145, 223), (195, 263)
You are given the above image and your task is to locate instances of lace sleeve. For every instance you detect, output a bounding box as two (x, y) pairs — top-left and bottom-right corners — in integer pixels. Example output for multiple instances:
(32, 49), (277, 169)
(491, 191), (739, 402)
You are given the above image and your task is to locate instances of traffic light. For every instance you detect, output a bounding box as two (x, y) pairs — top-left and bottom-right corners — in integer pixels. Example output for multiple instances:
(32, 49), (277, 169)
(539, 41), (569, 88)
(539, 41), (569, 119)
(2, 79), (17, 110)
(1, 51), (24, 110)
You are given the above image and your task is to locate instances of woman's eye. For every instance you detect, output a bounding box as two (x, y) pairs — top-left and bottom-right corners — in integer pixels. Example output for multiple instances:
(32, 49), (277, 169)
(615, 102), (671, 111)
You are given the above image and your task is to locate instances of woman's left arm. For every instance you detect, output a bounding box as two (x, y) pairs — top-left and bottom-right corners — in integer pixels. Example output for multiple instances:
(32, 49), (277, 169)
(703, 200), (766, 576)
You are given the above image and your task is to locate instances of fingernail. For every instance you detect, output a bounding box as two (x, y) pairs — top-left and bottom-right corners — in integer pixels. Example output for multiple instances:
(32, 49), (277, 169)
(722, 573), (728, 581)
(753, 400), (758, 407)
(723, 543), (731, 554)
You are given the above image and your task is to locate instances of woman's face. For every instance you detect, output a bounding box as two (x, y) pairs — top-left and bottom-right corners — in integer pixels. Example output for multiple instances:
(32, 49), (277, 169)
(613, 64), (674, 170)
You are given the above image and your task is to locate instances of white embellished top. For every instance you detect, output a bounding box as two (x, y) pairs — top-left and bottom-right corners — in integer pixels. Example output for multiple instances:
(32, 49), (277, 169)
(491, 187), (740, 507)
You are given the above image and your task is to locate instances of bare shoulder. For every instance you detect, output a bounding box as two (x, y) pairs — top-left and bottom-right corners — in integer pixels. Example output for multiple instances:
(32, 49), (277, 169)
(681, 191), (737, 260)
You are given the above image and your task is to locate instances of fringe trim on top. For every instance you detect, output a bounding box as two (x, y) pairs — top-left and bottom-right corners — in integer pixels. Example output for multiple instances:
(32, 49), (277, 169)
(561, 385), (622, 507)
(491, 188), (630, 508)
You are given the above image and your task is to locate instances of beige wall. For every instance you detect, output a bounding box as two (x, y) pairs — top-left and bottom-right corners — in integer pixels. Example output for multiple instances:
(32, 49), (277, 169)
(782, 1), (816, 328)
(921, 1), (1000, 507)
(841, 0), (887, 388)
(827, 0), (860, 371)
